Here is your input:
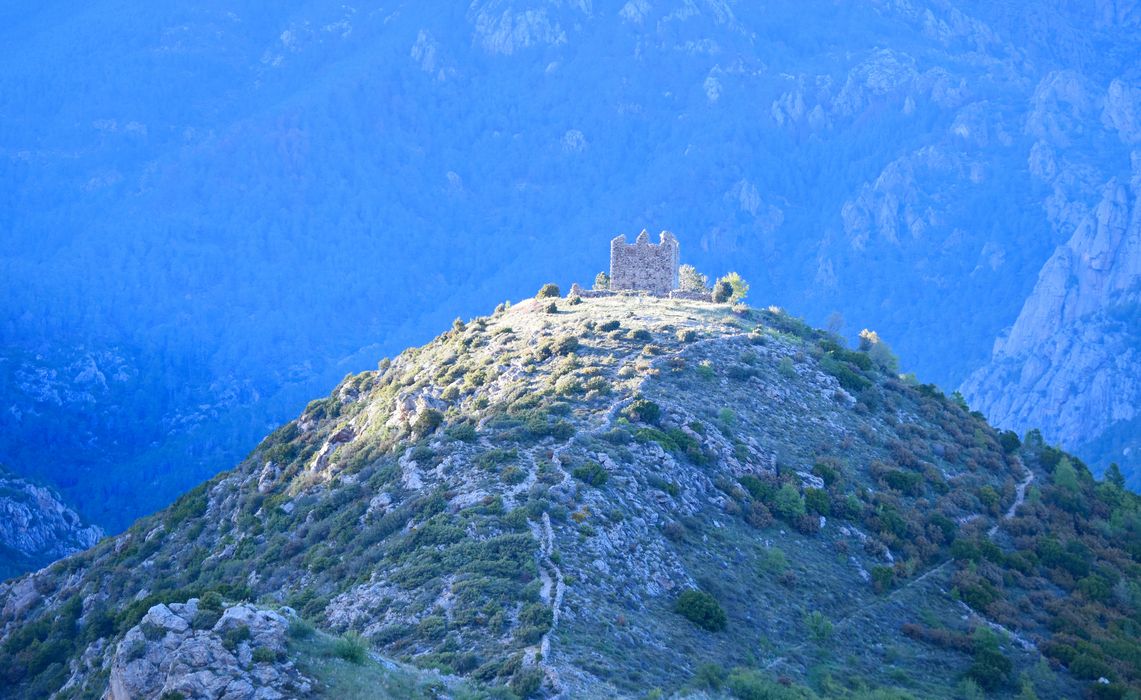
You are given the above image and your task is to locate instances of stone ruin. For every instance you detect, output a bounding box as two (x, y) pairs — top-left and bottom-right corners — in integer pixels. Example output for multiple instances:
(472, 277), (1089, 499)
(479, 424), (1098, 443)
(568, 230), (713, 301)
(609, 230), (679, 295)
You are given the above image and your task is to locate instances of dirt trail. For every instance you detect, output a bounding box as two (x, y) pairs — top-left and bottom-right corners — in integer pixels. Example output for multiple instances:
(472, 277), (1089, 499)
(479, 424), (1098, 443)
(766, 458), (1039, 670)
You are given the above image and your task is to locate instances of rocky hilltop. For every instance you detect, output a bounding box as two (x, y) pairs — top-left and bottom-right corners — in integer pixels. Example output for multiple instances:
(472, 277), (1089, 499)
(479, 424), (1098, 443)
(0, 467), (102, 581)
(1, 295), (1137, 699)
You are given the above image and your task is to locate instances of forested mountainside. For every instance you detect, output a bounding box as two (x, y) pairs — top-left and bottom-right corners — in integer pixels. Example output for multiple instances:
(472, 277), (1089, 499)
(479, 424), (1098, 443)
(2, 0), (1139, 537)
(1, 296), (1138, 699)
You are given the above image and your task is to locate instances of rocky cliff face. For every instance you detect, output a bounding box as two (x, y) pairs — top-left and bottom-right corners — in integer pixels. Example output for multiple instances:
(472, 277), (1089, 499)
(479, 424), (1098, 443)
(102, 601), (311, 700)
(2, 295), (1136, 699)
(961, 74), (1141, 486)
(0, 468), (102, 580)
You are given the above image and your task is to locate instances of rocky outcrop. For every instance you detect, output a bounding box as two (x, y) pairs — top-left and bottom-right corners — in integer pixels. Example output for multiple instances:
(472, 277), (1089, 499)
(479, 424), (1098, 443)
(0, 467), (102, 579)
(962, 173), (1141, 476)
(106, 601), (311, 700)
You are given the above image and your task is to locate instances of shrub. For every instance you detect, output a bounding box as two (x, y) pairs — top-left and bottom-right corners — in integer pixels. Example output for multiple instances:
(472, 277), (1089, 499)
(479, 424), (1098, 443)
(511, 667), (545, 698)
(544, 302), (558, 314)
(693, 662), (727, 690)
(518, 603), (553, 629)
(882, 469), (924, 496)
(536, 283), (561, 298)
(599, 320), (621, 332)
(332, 632), (369, 664)
(222, 624), (251, 651)
(572, 461), (608, 487)
(726, 669), (801, 700)
(199, 591), (223, 612)
(871, 566), (895, 593)
(1069, 653), (1113, 681)
(805, 610), (833, 641)
(746, 501), (773, 528)
(288, 618), (315, 639)
(412, 409), (444, 436)
(593, 272), (610, 290)
(712, 280), (734, 303)
(252, 646), (277, 663)
(758, 547), (788, 574)
(714, 272), (749, 303)
(677, 328), (697, 343)
(445, 422), (477, 442)
(967, 647), (1013, 690)
(675, 590), (727, 631)
(679, 264), (708, 292)
(624, 398), (661, 425)
(772, 483), (806, 520)
(803, 488), (830, 516)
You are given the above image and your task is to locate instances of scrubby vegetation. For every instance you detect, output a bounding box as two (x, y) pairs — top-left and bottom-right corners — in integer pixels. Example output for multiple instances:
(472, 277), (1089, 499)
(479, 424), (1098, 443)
(1, 296), (1136, 700)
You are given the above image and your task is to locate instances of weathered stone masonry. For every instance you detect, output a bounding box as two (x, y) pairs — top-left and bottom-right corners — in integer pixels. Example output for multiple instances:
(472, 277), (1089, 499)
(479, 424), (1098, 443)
(609, 230), (679, 296)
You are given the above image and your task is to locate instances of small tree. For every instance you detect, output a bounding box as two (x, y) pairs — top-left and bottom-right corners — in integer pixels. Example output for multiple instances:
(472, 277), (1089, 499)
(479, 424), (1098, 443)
(593, 272), (610, 291)
(713, 272), (749, 303)
(1105, 462), (1125, 489)
(858, 328), (899, 373)
(678, 264), (708, 292)
(712, 280), (734, 303)
(537, 283), (561, 298)
(772, 482), (806, 520)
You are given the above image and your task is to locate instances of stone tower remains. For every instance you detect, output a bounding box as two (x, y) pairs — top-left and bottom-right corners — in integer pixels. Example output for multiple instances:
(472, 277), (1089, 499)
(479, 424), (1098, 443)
(609, 230), (680, 295)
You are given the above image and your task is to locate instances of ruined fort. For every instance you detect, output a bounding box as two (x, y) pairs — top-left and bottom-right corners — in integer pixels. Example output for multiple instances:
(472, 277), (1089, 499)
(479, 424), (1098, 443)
(609, 230), (680, 295)
(568, 229), (711, 300)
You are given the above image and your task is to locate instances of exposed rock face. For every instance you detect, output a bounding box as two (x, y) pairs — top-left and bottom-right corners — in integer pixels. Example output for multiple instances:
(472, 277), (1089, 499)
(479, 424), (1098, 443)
(106, 601), (311, 700)
(0, 467), (102, 579)
(962, 170), (1141, 483)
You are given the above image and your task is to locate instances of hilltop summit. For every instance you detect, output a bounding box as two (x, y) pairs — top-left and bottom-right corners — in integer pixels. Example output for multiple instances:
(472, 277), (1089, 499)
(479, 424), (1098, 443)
(1, 294), (1137, 699)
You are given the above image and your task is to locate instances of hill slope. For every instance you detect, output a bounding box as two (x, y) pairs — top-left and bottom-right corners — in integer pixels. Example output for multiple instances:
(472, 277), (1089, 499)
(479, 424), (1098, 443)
(1, 295), (1138, 699)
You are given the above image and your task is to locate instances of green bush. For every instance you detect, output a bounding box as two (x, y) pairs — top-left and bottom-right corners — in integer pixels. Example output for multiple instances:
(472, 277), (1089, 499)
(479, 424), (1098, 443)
(288, 618), (315, 640)
(624, 398), (661, 425)
(966, 647), (1013, 690)
(675, 590), (727, 631)
(222, 624), (251, 651)
(599, 320), (620, 332)
(332, 631), (369, 664)
(511, 666), (545, 698)
(726, 668), (804, 700)
(572, 461), (608, 487)
(252, 646), (277, 663)
(536, 283), (561, 298)
(772, 483), (806, 520)
(803, 488), (830, 515)
(518, 603), (553, 629)
(871, 566), (895, 594)
(805, 610), (833, 642)
(445, 422), (477, 442)
(412, 409), (444, 436)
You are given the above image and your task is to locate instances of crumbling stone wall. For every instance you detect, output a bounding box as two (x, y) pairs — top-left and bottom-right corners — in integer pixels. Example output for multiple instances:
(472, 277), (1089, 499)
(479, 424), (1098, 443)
(609, 230), (679, 295)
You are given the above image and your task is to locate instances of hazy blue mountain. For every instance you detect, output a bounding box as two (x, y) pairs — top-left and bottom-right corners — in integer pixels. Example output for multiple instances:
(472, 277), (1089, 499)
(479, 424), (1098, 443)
(2, 0), (1139, 533)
